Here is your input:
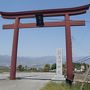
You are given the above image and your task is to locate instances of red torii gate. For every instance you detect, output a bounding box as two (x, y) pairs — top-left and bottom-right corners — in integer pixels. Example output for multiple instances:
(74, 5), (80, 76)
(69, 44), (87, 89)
(0, 4), (90, 81)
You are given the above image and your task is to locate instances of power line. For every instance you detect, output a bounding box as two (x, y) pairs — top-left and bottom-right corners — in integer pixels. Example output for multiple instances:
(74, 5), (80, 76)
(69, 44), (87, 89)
(74, 56), (90, 63)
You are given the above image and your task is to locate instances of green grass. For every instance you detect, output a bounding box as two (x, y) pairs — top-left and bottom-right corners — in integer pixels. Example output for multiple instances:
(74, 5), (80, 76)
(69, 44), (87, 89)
(40, 81), (90, 90)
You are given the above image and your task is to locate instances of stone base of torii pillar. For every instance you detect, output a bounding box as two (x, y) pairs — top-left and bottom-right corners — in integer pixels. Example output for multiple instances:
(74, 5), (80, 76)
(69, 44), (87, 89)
(52, 48), (65, 81)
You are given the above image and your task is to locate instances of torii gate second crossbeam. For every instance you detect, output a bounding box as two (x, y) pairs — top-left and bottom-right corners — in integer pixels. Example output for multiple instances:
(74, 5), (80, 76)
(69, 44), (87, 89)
(0, 4), (90, 83)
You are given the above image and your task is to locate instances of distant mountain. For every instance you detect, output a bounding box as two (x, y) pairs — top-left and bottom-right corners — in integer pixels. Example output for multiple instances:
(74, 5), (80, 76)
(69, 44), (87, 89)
(0, 55), (89, 67)
(0, 55), (56, 67)
(0, 55), (11, 66)
(17, 56), (56, 67)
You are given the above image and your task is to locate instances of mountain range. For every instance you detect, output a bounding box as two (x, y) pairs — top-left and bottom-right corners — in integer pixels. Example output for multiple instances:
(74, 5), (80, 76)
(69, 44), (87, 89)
(0, 55), (90, 67)
(0, 55), (56, 67)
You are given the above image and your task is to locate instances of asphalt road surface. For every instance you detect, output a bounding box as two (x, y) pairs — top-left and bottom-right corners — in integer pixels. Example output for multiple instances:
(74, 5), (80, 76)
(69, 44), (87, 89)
(0, 72), (89, 90)
(0, 72), (55, 90)
(0, 79), (49, 90)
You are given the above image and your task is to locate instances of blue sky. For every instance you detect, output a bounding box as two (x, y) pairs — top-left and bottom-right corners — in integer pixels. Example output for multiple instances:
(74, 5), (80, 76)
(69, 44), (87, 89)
(0, 0), (90, 57)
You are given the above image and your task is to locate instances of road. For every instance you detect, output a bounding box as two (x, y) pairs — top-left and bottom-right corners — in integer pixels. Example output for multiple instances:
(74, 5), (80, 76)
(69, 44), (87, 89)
(0, 72), (90, 90)
(0, 72), (55, 90)
(0, 79), (49, 90)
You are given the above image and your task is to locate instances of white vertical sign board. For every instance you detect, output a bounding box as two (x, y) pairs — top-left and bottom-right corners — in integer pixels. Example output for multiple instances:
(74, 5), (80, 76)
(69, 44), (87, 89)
(52, 48), (65, 81)
(56, 48), (62, 75)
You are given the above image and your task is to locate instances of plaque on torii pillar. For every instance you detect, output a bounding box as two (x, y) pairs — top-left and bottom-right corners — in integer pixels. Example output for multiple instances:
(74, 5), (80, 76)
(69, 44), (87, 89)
(0, 4), (90, 81)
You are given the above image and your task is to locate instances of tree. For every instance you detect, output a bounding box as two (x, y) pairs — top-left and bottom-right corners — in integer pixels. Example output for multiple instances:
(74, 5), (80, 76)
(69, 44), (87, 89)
(43, 64), (50, 72)
(73, 63), (81, 69)
(18, 65), (24, 71)
(51, 63), (56, 70)
(30, 67), (37, 72)
(24, 65), (28, 71)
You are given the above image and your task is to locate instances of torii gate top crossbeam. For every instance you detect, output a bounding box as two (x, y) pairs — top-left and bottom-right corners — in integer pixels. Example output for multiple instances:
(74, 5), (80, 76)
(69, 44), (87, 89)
(0, 4), (90, 19)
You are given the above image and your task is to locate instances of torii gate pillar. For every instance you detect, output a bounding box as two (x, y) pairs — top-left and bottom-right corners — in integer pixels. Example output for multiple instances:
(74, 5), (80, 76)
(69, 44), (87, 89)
(65, 14), (73, 82)
(10, 17), (20, 80)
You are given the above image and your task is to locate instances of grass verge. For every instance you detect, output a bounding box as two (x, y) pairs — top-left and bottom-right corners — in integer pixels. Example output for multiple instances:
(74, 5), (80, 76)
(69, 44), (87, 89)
(40, 81), (90, 90)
